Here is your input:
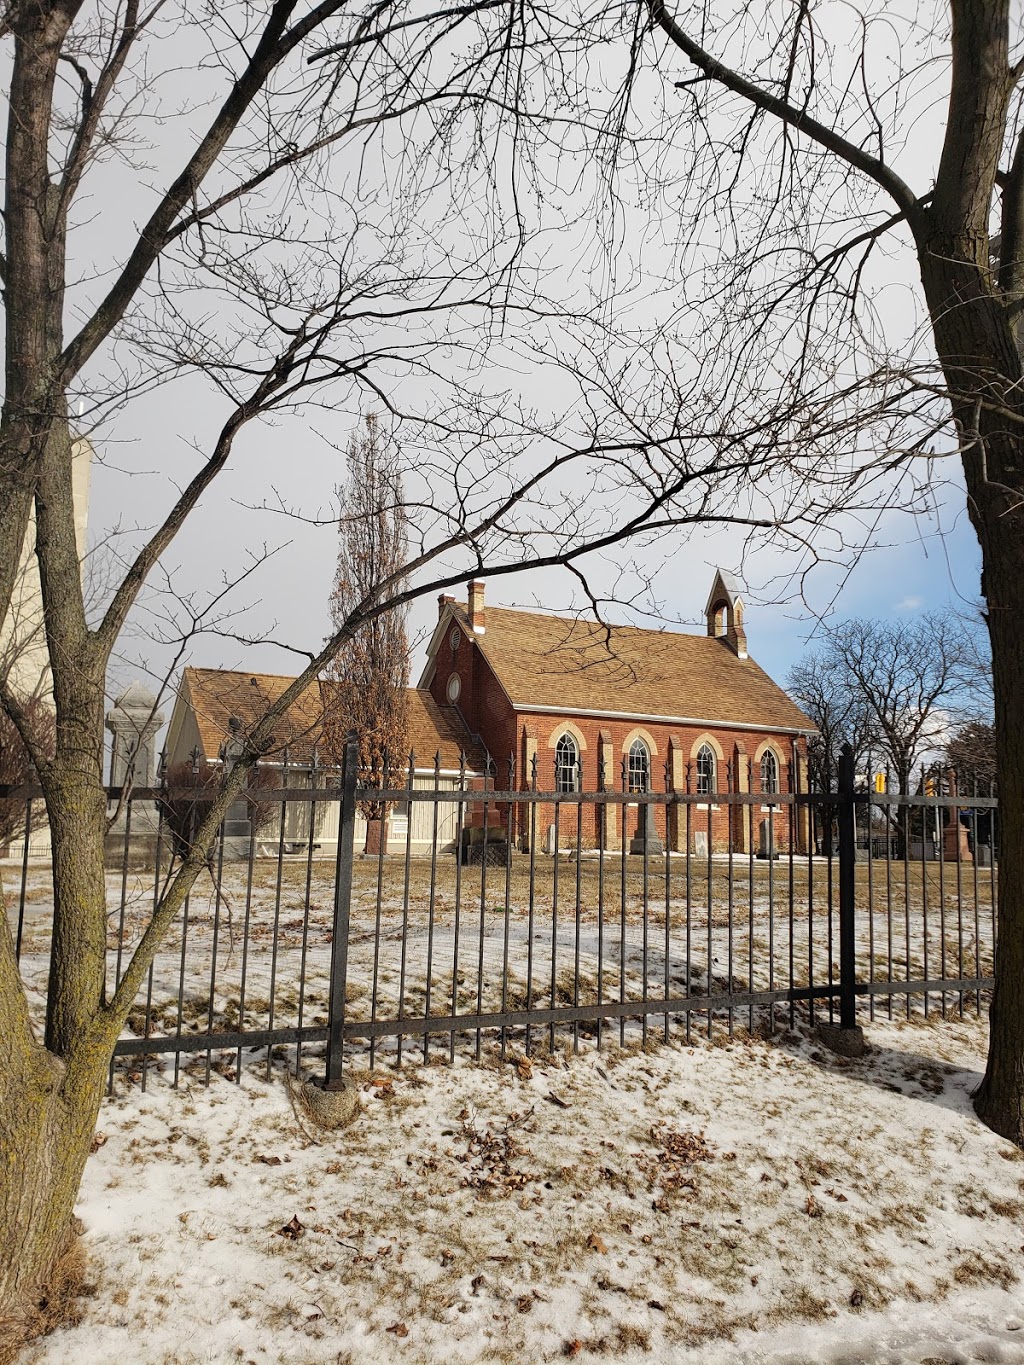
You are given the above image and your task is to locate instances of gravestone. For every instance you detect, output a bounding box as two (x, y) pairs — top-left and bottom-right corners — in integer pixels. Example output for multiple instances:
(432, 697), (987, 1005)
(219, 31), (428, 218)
(105, 682), (164, 865)
(629, 803), (664, 856)
(107, 681), (163, 789)
(757, 817), (781, 860)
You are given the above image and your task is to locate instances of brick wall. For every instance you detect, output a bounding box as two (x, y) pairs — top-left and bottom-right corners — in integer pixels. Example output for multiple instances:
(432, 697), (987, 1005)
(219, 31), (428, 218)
(515, 711), (807, 854)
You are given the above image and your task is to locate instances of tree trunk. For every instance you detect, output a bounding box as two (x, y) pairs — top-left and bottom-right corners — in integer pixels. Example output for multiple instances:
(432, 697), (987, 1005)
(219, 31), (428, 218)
(0, 1008), (108, 1359)
(973, 541), (1024, 1143)
(364, 813), (388, 856)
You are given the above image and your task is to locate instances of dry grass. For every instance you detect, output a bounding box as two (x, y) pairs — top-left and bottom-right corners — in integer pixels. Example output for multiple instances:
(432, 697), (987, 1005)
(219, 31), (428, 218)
(0, 1234), (89, 1365)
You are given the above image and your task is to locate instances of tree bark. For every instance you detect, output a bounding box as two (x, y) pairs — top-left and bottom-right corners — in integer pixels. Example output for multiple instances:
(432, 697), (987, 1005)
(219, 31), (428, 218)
(0, 923), (108, 1359)
(364, 814), (388, 856)
(914, 207), (1024, 1141)
(972, 535), (1024, 1142)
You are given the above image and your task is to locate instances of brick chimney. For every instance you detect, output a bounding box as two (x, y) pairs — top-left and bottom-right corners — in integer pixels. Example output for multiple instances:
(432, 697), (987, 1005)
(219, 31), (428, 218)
(467, 580), (486, 634)
(437, 593), (456, 619)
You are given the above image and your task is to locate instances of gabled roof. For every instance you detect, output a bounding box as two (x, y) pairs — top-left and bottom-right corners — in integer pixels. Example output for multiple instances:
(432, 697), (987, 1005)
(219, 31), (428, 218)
(174, 668), (485, 771)
(429, 601), (813, 734)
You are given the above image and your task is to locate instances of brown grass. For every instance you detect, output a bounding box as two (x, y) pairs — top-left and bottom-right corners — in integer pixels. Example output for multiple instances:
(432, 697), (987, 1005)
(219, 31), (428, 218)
(0, 1235), (89, 1365)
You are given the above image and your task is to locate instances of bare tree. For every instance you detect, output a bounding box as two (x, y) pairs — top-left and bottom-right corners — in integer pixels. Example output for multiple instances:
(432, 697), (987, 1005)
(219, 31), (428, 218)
(0, 0), (558, 1336)
(947, 720), (998, 793)
(323, 415), (410, 853)
(598, 0), (1024, 1143)
(0, 2), (860, 1336)
(791, 614), (971, 854)
(817, 615), (970, 797)
(786, 651), (876, 794)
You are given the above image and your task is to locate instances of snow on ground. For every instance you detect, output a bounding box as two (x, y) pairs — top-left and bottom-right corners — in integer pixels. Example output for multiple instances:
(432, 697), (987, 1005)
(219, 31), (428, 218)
(23, 1012), (1024, 1365)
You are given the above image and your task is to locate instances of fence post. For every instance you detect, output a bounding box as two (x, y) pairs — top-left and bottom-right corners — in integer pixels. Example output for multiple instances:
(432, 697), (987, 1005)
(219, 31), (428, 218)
(802, 740), (867, 1059)
(325, 729), (359, 1088)
(837, 743), (858, 1030)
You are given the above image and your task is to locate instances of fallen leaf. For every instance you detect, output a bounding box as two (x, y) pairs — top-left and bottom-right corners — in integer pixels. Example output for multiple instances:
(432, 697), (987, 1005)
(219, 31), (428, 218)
(563, 1341), (583, 1358)
(545, 1092), (571, 1110)
(90, 1133), (107, 1153)
(386, 1322), (409, 1338)
(277, 1215), (304, 1240)
(805, 1195), (823, 1219)
(588, 1232), (608, 1253)
(254, 1154), (282, 1166)
(850, 1289), (864, 1307)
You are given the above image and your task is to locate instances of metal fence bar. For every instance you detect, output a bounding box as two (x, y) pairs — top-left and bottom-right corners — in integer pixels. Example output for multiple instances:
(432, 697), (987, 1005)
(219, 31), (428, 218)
(325, 732), (357, 1087)
(15, 795), (33, 961)
(837, 745), (858, 1031)
(499, 759), (515, 1060)
(397, 758), (416, 1069)
(205, 819), (227, 1085)
(294, 779), (320, 1076)
(235, 822), (257, 1082)
(448, 761), (467, 1065)
(423, 754), (443, 1064)
(265, 766), (289, 1083)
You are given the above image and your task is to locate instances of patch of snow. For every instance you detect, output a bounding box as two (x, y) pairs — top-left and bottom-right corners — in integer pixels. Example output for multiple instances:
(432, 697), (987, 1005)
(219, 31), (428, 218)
(21, 1013), (1024, 1364)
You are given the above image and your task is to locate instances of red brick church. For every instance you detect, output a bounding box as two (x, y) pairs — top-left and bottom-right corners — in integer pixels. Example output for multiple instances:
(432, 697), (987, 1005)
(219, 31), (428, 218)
(419, 571), (815, 854)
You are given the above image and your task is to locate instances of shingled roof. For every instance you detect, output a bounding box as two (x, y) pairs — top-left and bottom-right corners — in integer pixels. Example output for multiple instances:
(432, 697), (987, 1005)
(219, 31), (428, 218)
(175, 669), (484, 771)
(443, 602), (813, 733)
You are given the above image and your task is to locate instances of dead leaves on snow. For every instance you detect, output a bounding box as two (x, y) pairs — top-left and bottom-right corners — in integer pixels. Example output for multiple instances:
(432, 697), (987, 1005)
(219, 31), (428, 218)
(456, 1107), (537, 1198)
(640, 1124), (717, 1209)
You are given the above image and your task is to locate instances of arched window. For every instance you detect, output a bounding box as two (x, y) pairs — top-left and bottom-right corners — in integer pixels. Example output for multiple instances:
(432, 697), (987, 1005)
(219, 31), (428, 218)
(555, 733), (580, 793)
(696, 743), (717, 796)
(628, 738), (650, 793)
(760, 749), (779, 795)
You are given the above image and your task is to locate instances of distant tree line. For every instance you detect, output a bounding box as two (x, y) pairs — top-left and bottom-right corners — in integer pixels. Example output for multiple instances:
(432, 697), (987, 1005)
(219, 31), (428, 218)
(786, 610), (995, 797)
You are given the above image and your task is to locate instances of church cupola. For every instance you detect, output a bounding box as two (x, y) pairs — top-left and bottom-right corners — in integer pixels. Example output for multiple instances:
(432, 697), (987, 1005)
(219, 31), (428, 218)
(705, 569), (748, 659)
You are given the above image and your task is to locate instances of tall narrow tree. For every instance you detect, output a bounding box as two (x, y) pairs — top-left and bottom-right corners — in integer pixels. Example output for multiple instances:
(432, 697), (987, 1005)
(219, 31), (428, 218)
(323, 415), (410, 853)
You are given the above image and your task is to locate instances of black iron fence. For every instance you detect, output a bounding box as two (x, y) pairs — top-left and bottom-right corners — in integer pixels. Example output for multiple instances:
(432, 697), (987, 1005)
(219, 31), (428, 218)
(3, 743), (997, 1088)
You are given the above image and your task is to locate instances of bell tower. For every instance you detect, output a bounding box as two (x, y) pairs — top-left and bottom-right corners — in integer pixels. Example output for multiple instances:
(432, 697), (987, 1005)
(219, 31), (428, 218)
(705, 568), (748, 659)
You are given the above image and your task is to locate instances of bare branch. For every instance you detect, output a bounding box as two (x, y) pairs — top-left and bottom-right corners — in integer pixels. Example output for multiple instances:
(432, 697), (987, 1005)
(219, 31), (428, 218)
(654, 0), (918, 215)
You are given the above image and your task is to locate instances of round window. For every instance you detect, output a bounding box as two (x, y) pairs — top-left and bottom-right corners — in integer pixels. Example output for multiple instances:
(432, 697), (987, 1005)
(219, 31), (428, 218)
(449, 625), (462, 652)
(446, 672), (462, 703)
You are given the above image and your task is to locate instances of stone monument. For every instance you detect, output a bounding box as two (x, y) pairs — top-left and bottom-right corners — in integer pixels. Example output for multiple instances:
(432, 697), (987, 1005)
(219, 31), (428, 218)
(629, 803), (664, 855)
(105, 681), (164, 864)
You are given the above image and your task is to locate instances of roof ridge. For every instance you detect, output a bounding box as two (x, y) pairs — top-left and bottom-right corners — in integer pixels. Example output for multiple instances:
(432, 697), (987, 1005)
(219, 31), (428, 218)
(462, 601), (710, 641)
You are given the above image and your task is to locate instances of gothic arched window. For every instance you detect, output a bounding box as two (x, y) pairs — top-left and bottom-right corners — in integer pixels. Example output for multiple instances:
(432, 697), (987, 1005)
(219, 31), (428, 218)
(555, 733), (580, 793)
(696, 743), (717, 796)
(628, 738), (650, 794)
(760, 749), (779, 795)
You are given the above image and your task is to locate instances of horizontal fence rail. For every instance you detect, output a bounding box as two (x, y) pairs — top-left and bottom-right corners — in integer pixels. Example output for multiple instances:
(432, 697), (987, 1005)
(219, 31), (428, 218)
(1, 741), (998, 1089)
